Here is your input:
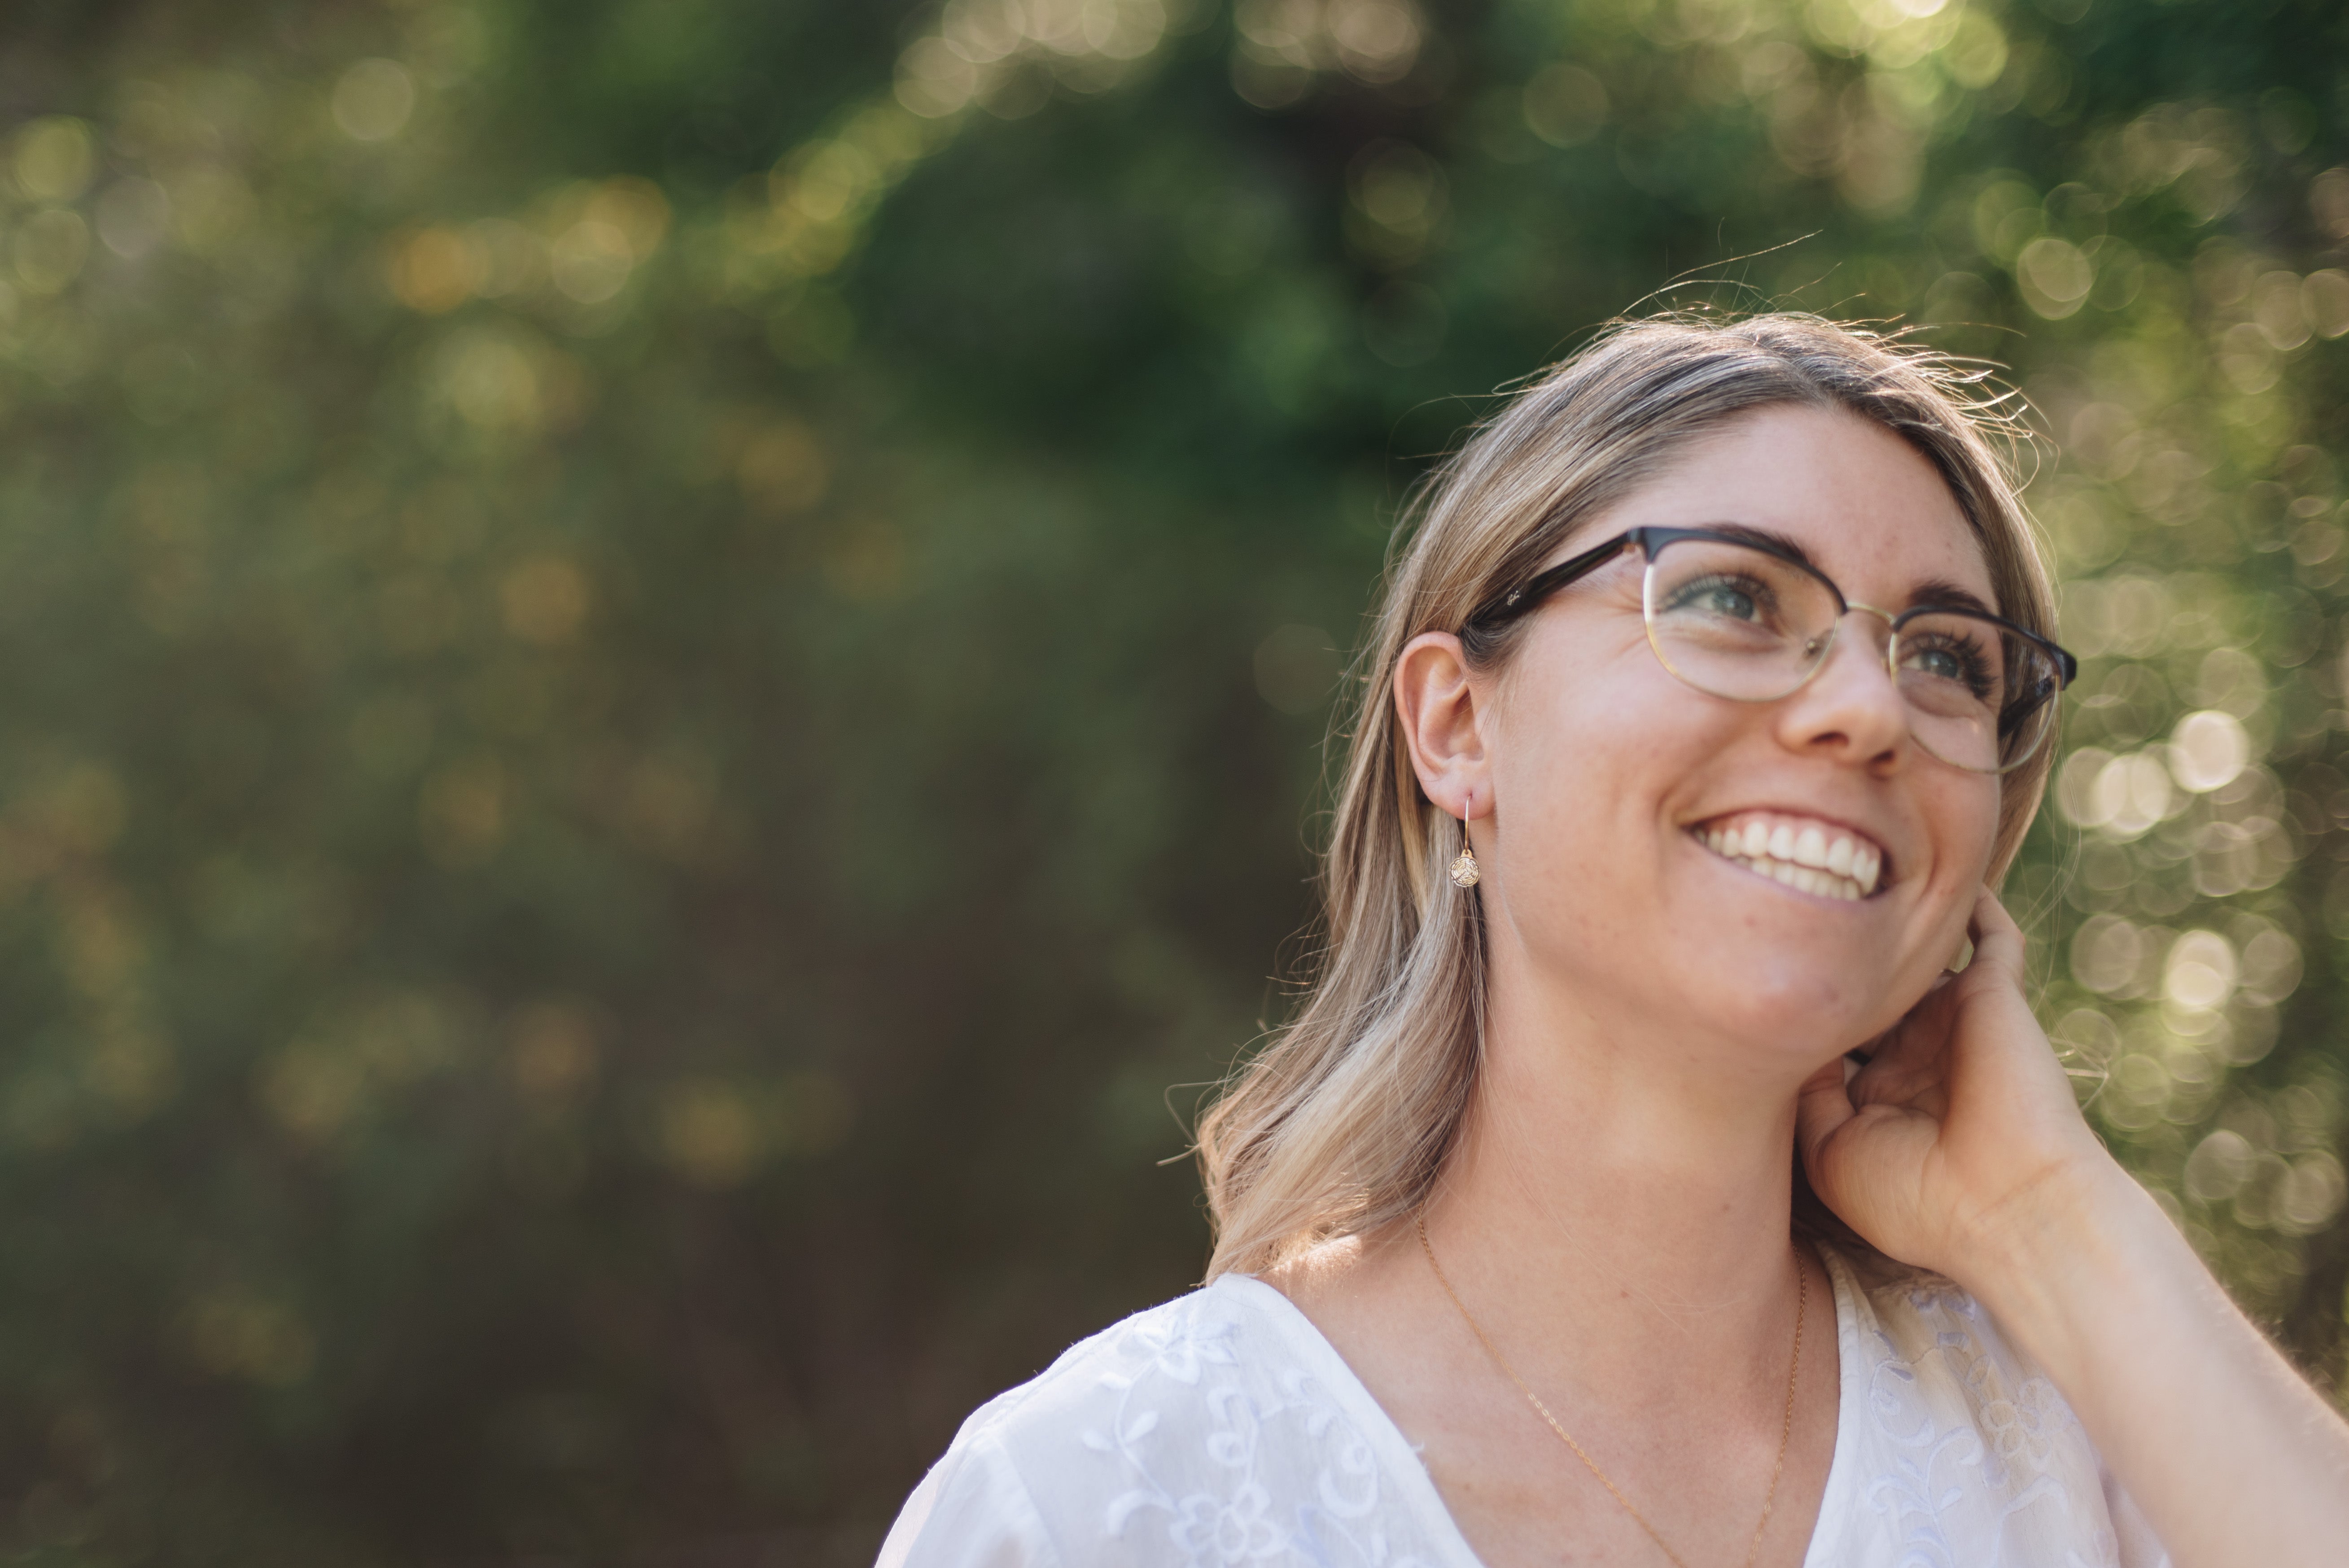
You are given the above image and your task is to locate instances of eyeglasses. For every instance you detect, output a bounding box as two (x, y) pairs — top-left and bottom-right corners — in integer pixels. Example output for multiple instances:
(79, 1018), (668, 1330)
(1462, 527), (2077, 775)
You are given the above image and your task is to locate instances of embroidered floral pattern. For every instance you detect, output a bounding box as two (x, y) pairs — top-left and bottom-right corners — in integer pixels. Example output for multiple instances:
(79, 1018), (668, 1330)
(1975, 1372), (2062, 1470)
(1170, 1485), (1285, 1563)
(885, 1259), (2167, 1568)
(1083, 1290), (1434, 1567)
(1844, 1254), (2148, 1567)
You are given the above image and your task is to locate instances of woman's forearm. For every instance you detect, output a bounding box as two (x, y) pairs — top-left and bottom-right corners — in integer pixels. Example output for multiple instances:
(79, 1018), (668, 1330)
(1957, 1157), (2349, 1568)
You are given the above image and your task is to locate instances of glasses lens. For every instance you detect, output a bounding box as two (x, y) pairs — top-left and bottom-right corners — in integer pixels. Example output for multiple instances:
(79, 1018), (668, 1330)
(1643, 538), (1842, 701)
(1894, 611), (2064, 773)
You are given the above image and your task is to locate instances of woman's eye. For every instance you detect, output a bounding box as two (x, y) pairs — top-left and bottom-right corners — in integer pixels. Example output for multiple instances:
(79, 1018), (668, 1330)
(1913, 647), (1963, 680)
(1702, 586), (1756, 618)
(1673, 578), (1763, 620)
(1906, 640), (1994, 694)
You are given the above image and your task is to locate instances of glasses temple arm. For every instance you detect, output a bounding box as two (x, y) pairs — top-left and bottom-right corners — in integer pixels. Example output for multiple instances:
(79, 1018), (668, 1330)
(1462, 532), (1641, 631)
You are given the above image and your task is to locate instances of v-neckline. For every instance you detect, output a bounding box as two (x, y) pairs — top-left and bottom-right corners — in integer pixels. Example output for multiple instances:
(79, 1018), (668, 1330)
(1212, 1243), (1865, 1567)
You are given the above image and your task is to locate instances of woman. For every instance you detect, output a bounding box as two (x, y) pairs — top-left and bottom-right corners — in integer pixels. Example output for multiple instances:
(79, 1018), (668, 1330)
(879, 315), (2349, 1566)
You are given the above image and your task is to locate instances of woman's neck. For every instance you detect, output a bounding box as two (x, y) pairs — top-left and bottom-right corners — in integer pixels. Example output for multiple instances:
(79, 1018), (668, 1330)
(1413, 961), (1814, 1404)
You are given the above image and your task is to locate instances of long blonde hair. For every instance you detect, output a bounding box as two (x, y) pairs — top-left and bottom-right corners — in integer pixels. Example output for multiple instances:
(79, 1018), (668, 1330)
(1196, 313), (2059, 1279)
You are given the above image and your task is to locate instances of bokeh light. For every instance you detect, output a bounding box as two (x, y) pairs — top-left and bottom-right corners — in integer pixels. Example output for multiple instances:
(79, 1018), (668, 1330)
(0, 0), (2342, 1559)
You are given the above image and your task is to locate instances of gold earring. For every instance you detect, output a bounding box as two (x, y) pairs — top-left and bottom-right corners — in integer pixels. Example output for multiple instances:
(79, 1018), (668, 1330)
(1448, 801), (1480, 889)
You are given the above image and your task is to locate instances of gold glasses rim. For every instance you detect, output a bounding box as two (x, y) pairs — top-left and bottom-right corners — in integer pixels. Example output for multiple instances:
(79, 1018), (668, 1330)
(1634, 547), (2064, 776)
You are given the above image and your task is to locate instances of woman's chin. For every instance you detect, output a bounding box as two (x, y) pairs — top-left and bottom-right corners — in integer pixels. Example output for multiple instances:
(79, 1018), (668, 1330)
(1662, 951), (1895, 1065)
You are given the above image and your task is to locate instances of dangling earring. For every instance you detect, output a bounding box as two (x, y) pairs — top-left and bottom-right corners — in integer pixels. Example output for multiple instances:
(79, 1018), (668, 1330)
(1448, 796), (1480, 889)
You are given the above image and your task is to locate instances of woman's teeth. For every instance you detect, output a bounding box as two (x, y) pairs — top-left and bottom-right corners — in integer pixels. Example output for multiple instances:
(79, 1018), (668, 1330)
(1695, 815), (1881, 900)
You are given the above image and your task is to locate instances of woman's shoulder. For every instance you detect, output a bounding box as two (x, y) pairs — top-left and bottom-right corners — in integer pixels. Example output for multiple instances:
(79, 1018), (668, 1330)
(879, 1273), (1468, 1568)
(1815, 1242), (2172, 1568)
(1825, 1240), (2078, 1467)
(879, 1279), (1272, 1564)
(934, 1273), (1289, 1454)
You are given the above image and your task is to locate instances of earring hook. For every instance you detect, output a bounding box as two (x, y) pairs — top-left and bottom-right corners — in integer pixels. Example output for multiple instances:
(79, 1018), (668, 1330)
(1448, 791), (1481, 889)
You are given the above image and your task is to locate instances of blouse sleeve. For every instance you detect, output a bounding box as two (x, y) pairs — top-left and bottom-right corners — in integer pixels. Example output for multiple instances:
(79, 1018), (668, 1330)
(875, 1424), (1065, 1568)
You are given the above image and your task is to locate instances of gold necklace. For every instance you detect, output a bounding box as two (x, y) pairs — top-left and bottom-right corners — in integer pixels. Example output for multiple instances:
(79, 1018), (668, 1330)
(1415, 1214), (1807, 1568)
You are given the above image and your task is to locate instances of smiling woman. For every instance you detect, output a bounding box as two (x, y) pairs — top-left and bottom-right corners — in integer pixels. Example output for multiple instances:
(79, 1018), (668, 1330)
(878, 316), (2349, 1568)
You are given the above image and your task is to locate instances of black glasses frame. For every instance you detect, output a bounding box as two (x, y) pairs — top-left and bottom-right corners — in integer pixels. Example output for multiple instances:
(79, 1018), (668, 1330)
(1462, 525), (2079, 747)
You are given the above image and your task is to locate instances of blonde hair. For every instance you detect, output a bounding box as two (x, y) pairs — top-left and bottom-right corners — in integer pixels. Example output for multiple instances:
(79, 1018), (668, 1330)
(1196, 313), (2059, 1279)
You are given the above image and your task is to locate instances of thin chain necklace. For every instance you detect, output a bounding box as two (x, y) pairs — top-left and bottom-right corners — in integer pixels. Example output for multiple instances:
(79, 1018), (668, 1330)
(1415, 1213), (1807, 1568)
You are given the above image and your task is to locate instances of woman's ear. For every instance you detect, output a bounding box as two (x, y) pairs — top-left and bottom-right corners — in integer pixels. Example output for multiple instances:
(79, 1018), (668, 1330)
(1395, 632), (1490, 819)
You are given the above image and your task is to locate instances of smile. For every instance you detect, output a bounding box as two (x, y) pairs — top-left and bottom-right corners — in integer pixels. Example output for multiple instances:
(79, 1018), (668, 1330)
(1690, 811), (1886, 901)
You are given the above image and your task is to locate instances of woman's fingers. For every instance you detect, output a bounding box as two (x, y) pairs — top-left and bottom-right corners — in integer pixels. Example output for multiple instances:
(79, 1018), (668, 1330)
(1795, 1056), (1857, 1175)
(1860, 978), (1953, 1088)
(1965, 884), (2028, 983)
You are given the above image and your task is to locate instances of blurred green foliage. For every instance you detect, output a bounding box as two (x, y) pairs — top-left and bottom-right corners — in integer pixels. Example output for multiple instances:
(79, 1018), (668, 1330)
(0, 0), (2345, 1559)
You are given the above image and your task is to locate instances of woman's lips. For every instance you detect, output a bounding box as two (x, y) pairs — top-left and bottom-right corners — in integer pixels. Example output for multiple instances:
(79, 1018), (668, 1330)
(1688, 810), (1887, 901)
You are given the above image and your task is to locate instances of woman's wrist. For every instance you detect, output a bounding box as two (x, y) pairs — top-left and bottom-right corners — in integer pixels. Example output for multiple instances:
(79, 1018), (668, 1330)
(1942, 1149), (2174, 1360)
(1935, 1150), (2152, 1314)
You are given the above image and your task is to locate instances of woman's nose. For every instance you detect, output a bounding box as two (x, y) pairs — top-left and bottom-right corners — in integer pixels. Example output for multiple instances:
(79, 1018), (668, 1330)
(1772, 611), (1909, 766)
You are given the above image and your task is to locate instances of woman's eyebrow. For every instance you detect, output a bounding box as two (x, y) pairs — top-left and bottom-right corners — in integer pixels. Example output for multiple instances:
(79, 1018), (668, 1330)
(1908, 578), (1996, 616)
(1686, 524), (2001, 616)
(1701, 521), (1819, 566)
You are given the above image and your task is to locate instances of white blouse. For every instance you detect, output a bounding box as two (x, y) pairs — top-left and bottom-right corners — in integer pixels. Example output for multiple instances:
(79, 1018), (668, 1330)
(878, 1242), (2171, 1567)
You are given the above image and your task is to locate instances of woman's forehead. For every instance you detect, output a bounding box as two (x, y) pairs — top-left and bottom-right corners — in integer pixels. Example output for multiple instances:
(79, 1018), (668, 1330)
(1560, 406), (1996, 604)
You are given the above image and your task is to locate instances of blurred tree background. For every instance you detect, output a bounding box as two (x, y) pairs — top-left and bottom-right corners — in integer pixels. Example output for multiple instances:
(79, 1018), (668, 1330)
(0, 0), (2345, 1559)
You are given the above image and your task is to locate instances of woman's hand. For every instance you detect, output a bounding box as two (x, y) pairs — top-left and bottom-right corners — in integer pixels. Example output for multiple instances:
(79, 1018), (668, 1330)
(1794, 884), (2116, 1282)
(1798, 884), (2349, 1568)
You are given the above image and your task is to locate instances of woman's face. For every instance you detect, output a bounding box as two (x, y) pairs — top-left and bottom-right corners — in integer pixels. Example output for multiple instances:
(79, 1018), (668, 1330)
(1443, 403), (2006, 1070)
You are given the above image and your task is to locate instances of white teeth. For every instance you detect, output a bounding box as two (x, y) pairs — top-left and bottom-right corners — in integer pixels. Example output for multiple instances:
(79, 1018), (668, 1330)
(1695, 817), (1886, 901)
(1793, 826), (1828, 868)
